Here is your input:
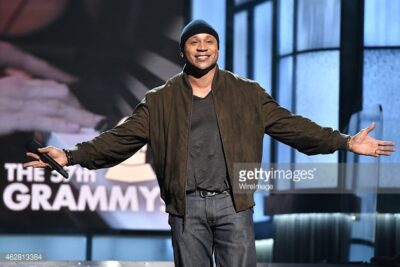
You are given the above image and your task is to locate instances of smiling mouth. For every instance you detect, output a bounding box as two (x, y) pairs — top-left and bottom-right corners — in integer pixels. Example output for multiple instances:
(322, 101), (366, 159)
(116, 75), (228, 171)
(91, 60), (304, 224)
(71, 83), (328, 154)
(195, 55), (210, 61)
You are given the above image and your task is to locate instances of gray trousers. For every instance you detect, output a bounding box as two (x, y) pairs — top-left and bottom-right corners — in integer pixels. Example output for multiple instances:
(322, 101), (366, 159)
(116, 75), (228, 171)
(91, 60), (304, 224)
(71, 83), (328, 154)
(168, 191), (256, 267)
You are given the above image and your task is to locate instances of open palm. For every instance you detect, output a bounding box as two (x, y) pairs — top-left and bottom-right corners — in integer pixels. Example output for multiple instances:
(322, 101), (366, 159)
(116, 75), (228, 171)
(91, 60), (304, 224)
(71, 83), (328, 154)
(349, 123), (395, 157)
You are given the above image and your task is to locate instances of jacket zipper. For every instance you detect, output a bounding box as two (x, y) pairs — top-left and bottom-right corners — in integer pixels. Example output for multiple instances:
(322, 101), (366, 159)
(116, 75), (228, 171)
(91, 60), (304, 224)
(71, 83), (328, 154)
(182, 88), (193, 232)
(211, 89), (232, 194)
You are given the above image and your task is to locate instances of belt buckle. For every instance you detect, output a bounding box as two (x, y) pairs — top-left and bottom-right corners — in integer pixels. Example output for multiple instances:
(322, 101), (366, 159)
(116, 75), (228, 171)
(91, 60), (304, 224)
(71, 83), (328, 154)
(199, 190), (217, 198)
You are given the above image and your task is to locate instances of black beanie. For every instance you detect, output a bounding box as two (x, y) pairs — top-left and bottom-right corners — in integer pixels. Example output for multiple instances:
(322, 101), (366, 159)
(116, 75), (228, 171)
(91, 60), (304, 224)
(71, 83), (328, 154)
(180, 19), (219, 52)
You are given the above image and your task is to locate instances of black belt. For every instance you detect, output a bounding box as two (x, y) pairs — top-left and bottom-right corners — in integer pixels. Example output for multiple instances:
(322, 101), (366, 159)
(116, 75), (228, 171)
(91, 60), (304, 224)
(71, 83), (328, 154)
(198, 189), (230, 198)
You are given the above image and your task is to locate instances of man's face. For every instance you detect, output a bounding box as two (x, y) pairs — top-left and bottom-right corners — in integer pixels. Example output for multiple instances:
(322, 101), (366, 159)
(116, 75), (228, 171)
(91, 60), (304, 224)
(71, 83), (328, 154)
(183, 33), (219, 70)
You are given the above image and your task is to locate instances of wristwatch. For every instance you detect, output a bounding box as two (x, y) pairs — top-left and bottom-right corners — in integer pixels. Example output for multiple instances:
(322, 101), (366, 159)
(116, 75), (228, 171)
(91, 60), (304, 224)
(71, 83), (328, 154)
(62, 149), (74, 166)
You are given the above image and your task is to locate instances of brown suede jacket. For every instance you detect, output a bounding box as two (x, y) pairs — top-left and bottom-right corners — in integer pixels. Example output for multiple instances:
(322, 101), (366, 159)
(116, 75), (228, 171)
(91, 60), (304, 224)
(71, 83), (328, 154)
(71, 66), (349, 216)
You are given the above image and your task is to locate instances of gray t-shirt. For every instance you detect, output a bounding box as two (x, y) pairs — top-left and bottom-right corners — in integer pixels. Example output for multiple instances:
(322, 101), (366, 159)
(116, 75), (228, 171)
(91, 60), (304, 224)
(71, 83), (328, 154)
(186, 92), (230, 192)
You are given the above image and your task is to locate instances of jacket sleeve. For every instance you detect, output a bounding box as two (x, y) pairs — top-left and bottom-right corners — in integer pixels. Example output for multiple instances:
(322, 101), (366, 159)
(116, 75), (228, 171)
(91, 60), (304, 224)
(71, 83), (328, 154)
(257, 87), (349, 155)
(70, 98), (149, 169)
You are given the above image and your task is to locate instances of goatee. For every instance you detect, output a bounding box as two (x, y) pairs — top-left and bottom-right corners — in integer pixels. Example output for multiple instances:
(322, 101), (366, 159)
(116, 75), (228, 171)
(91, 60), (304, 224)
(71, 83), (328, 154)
(184, 62), (216, 78)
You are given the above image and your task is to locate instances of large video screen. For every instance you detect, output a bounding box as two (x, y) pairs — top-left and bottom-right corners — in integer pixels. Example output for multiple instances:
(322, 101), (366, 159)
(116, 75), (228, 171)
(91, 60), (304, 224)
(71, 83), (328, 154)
(0, 0), (185, 231)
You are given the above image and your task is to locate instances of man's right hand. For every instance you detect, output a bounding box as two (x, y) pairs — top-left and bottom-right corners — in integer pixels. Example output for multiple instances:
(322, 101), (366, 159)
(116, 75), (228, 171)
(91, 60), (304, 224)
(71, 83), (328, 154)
(23, 146), (68, 168)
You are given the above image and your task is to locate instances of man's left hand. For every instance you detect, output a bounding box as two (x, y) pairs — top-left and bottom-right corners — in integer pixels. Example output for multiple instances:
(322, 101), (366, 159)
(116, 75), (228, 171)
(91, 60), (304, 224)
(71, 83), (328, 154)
(348, 123), (396, 157)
